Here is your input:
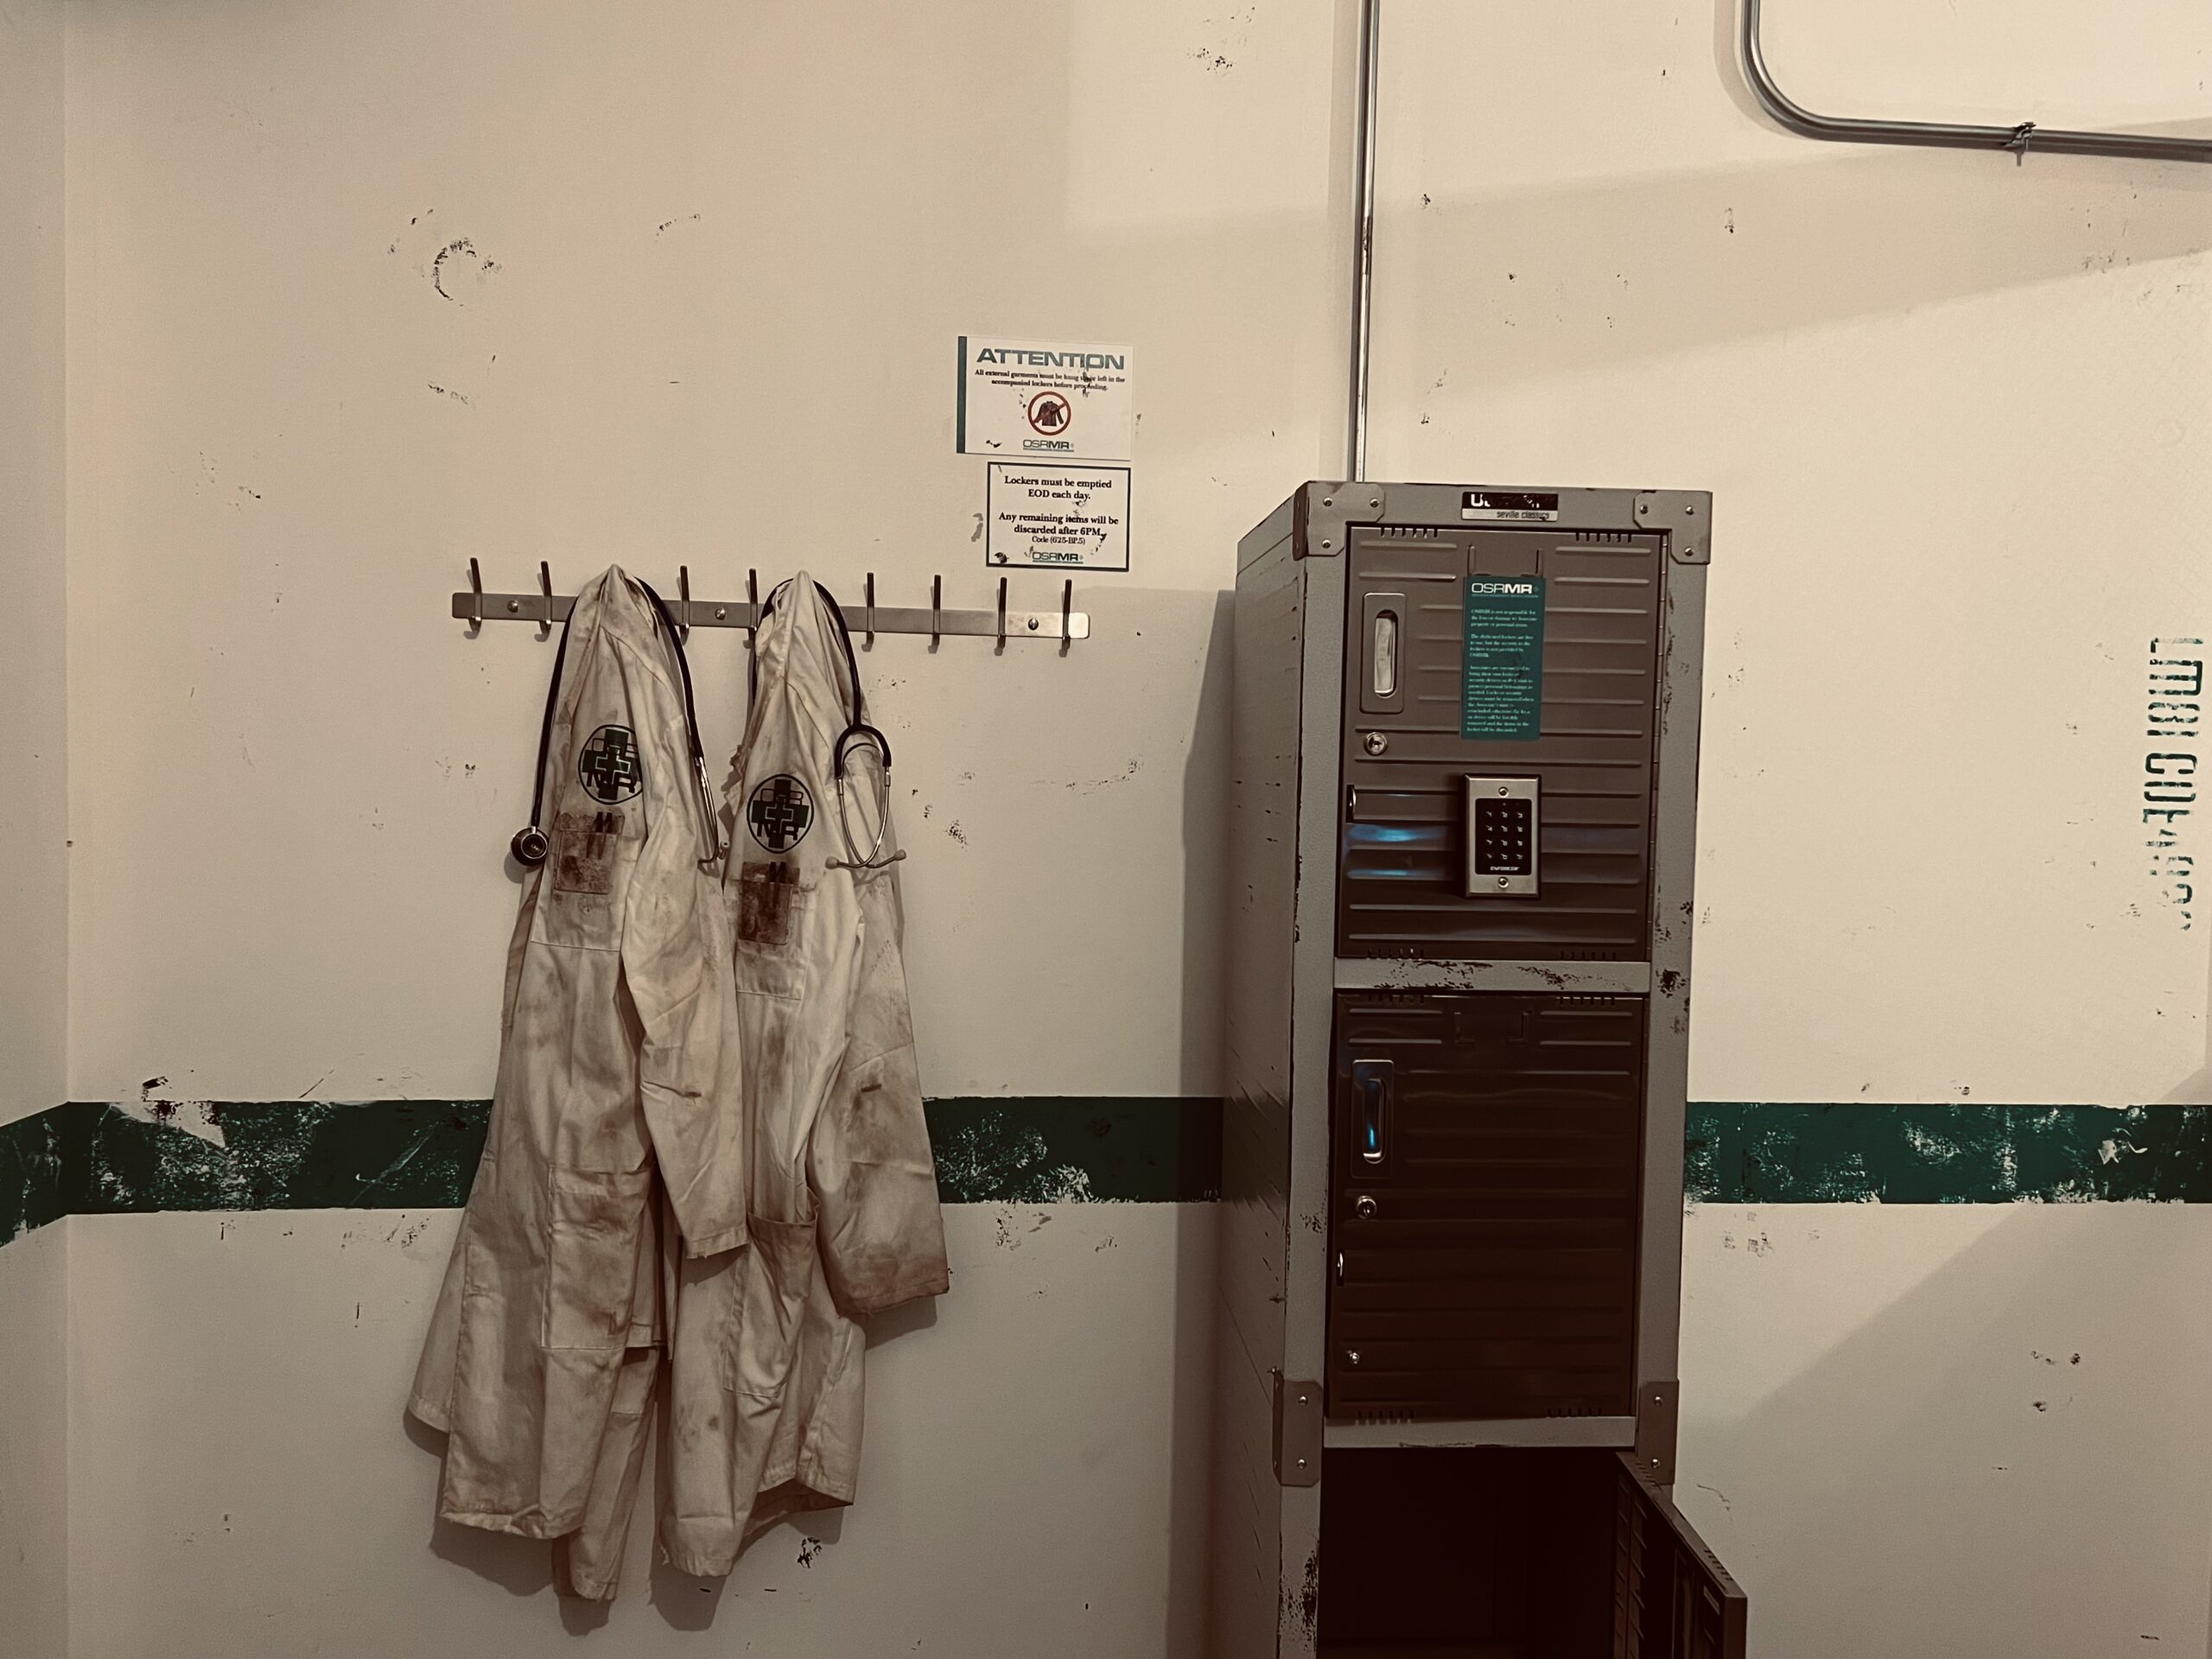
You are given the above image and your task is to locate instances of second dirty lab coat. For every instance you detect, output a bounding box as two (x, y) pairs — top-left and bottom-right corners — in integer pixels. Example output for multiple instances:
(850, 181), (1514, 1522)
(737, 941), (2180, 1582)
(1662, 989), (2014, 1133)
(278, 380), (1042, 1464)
(409, 566), (747, 1599)
(658, 571), (951, 1579)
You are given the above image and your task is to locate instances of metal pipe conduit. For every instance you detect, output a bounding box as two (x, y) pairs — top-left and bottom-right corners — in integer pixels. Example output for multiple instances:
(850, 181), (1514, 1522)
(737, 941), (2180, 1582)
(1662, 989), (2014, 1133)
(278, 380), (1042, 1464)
(1742, 0), (2212, 164)
(1342, 0), (2209, 489)
(1348, 0), (1382, 482)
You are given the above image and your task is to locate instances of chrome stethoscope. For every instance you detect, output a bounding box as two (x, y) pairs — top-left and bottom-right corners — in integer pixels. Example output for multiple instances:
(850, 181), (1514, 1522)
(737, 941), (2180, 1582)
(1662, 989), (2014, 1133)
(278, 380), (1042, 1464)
(750, 578), (905, 873)
(508, 580), (723, 871)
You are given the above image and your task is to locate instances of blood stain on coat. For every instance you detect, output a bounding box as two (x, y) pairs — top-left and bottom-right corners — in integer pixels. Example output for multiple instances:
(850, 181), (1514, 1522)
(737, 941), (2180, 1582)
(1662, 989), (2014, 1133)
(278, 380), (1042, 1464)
(944, 820), (968, 844)
(797, 1537), (823, 1567)
(655, 213), (702, 236)
(140, 1077), (168, 1099)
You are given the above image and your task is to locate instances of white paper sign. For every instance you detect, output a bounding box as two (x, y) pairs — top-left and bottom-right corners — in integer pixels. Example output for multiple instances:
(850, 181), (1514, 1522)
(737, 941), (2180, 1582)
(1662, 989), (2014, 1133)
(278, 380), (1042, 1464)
(958, 335), (1134, 461)
(986, 463), (1131, 570)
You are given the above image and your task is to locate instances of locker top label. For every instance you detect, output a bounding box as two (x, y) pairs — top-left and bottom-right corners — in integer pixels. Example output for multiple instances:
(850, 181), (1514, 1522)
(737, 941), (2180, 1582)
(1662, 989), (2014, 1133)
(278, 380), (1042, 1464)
(1461, 490), (1560, 524)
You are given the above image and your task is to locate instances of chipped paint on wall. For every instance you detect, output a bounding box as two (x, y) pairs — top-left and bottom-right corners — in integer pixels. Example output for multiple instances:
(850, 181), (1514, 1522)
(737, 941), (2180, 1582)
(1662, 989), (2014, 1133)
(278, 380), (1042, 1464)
(1686, 1103), (2212, 1205)
(0, 1096), (1226, 1246)
(7, 1098), (2212, 1249)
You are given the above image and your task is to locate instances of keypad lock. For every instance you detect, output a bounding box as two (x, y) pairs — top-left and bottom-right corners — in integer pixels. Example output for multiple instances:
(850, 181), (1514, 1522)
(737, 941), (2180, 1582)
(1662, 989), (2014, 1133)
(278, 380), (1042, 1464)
(1465, 776), (1539, 896)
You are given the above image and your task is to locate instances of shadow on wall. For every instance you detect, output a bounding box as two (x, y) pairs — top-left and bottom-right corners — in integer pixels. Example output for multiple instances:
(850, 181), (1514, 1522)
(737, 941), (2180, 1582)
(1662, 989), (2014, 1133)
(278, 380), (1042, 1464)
(1367, 0), (2212, 419)
(1179, 591), (1236, 1096)
(1686, 1204), (2212, 1656)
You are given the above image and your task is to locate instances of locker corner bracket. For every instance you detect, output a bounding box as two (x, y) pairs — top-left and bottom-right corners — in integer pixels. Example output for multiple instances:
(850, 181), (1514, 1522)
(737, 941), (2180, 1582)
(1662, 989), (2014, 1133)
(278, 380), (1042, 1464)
(1635, 491), (1712, 564)
(1274, 1373), (1323, 1486)
(1296, 481), (1389, 559)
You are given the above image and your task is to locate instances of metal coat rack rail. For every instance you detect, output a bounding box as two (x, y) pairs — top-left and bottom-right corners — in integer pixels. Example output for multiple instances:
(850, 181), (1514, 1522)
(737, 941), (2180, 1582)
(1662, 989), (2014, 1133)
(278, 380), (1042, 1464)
(451, 561), (1090, 647)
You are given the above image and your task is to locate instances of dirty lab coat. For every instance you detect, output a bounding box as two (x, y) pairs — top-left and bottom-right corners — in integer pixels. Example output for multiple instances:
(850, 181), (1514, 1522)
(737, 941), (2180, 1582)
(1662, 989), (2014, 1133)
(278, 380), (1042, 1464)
(658, 571), (950, 1578)
(409, 565), (747, 1599)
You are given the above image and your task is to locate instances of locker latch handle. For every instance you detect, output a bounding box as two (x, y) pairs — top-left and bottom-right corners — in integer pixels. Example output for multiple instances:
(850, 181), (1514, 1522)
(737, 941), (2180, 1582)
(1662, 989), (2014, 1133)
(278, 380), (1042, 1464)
(1350, 1058), (1392, 1166)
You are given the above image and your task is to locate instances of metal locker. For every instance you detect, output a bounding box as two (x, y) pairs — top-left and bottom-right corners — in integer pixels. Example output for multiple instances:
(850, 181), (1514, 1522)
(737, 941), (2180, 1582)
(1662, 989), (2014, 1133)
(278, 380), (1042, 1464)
(1206, 482), (1743, 1658)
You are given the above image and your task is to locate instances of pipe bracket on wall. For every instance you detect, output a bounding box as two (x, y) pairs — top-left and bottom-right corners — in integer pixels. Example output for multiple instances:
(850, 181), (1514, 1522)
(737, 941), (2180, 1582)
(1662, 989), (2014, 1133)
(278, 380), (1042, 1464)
(448, 568), (1091, 645)
(1741, 0), (2212, 164)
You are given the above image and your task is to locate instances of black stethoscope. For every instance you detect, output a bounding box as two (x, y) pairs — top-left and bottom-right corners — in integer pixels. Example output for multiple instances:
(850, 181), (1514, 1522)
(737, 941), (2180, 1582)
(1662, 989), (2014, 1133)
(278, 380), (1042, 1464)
(750, 579), (903, 872)
(509, 580), (721, 870)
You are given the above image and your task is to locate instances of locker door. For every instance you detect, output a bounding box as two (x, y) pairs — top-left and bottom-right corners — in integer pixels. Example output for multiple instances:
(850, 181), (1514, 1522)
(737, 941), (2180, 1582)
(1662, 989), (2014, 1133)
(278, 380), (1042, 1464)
(1327, 992), (1645, 1420)
(1611, 1455), (1748, 1659)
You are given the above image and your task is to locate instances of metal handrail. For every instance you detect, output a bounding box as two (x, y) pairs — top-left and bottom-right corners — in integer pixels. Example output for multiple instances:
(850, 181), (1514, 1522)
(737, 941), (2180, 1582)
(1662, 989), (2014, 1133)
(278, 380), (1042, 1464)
(1742, 0), (2212, 164)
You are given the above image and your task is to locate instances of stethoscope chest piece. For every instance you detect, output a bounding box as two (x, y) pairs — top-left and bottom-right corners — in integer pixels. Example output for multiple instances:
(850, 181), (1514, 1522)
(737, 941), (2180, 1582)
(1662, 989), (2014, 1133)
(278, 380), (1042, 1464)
(511, 824), (551, 867)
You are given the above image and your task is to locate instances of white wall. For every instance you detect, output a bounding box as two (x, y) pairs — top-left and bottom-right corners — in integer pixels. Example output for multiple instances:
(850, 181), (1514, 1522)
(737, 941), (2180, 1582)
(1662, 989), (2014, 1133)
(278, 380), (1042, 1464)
(1, 3), (72, 1653)
(0, 0), (68, 1128)
(34, 0), (2212, 1655)
(54, 3), (1345, 1656)
(1370, 0), (2212, 1648)
(60, 0), (1350, 1107)
(68, 1205), (1211, 1659)
(0, 1222), (69, 1659)
(1680, 1203), (2212, 1656)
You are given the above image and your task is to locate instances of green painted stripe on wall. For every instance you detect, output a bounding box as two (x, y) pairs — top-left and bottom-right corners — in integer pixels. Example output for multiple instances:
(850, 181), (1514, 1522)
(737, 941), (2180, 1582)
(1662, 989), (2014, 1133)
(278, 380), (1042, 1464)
(4, 1098), (2210, 1249)
(1686, 1103), (2212, 1205)
(0, 1109), (70, 1247)
(0, 1096), (1225, 1246)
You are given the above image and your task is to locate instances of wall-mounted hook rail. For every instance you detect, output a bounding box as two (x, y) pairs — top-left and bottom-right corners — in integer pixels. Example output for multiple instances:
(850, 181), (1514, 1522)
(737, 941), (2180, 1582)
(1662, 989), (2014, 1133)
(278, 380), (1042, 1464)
(448, 567), (1092, 644)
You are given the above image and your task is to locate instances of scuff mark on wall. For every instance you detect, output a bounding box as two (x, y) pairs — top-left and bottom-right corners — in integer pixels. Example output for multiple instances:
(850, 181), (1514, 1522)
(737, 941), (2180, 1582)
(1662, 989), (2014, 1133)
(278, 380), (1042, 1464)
(429, 237), (500, 302)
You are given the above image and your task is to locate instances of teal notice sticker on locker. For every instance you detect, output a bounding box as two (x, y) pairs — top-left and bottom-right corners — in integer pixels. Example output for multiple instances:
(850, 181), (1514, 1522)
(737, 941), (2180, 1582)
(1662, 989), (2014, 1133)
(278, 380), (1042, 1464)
(1461, 576), (1546, 741)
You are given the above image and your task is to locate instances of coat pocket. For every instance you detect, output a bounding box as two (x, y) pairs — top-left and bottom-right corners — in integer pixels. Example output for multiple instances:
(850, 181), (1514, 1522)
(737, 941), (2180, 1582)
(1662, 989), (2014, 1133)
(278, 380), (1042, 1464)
(733, 866), (810, 1001)
(543, 1166), (654, 1352)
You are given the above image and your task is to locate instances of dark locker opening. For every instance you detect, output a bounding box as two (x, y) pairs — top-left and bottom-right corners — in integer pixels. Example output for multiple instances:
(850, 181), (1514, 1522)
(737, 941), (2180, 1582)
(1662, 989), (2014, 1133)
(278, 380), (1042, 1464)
(1317, 1447), (1746, 1658)
(1327, 992), (1644, 1420)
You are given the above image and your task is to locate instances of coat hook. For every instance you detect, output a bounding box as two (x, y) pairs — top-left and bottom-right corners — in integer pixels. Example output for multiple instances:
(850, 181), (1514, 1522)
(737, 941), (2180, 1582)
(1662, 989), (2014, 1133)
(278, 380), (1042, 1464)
(747, 569), (759, 646)
(931, 575), (942, 647)
(1061, 578), (1075, 652)
(996, 575), (1007, 649)
(677, 565), (693, 642)
(467, 557), (484, 627)
(864, 572), (876, 647)
(537, 561), (553, 639)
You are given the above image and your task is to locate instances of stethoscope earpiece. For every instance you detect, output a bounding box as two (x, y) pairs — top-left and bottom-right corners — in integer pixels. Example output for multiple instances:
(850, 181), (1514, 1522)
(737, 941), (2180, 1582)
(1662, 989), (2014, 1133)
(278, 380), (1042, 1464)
(511, 825), (550, 867)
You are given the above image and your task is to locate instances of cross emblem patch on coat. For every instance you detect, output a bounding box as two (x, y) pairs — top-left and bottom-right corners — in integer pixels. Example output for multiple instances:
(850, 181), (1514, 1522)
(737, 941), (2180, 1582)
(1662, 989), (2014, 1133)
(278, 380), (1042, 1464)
(577, 725), (643, 804)
(747, 773), (813, 852)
